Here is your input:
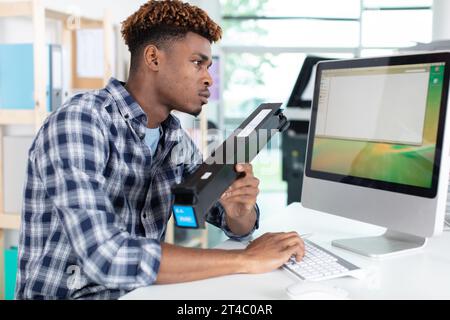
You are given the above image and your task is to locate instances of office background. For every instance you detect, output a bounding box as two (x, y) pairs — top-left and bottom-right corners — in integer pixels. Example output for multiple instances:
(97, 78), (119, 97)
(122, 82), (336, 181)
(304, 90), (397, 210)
(1, 0), (450, 300)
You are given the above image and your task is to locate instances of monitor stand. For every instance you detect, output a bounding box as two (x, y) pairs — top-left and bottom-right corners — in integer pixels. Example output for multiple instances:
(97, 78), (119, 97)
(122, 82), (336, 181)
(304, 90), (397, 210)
(331, 230), (427, 259)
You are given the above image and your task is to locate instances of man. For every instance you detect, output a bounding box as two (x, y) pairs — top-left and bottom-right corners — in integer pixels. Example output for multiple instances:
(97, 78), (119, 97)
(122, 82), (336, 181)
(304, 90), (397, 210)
(16, 0), (304, 299)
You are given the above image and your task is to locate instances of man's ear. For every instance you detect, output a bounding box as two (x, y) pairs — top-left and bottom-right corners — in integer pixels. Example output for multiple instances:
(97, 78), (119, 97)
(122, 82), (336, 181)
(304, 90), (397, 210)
(143, 45), (160, 71)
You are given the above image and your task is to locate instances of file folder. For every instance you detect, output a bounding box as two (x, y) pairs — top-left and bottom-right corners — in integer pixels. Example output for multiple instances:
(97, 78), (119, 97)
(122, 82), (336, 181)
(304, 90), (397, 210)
(0, 43), (63, 111)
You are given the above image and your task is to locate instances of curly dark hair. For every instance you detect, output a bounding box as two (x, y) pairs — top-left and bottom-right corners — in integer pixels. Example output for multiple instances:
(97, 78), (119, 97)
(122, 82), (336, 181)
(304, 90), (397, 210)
(121, 0), (222, 71)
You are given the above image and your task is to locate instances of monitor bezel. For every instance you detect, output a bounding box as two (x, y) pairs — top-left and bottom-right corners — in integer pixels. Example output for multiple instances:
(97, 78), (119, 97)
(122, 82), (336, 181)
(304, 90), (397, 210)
(305, 52), (450, 199)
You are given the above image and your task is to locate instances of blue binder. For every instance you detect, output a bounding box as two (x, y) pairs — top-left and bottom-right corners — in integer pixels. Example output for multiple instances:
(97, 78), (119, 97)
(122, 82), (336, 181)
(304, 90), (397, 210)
(0, 44), (62, 111)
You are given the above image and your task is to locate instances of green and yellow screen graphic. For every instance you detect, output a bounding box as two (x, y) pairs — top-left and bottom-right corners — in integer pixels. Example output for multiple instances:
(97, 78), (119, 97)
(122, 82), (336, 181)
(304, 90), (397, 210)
(311, 64), (445, 189)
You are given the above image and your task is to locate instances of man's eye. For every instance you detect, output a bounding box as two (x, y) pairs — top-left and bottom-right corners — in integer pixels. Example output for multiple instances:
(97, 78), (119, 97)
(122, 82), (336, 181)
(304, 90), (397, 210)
(193, 60), (201, 66)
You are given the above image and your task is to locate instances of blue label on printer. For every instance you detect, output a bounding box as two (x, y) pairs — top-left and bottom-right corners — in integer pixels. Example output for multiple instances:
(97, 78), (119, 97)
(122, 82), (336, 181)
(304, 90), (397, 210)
(173, 205), (198, 228)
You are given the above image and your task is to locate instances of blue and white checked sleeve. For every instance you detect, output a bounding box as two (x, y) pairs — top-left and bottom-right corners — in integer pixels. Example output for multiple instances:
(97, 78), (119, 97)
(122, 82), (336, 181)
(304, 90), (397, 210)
(32, 104), (161, 290)
(181, 132), (260, 240)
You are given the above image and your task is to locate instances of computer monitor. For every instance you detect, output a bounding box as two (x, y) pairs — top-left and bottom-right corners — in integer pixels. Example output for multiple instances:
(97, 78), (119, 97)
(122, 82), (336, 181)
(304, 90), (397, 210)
(301, 52), (450, 258)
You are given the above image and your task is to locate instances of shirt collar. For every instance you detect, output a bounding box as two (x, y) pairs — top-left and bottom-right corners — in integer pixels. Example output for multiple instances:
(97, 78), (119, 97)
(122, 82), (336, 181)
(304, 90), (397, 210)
(105, 77), (182, 139)
(105, 77), (147, 125)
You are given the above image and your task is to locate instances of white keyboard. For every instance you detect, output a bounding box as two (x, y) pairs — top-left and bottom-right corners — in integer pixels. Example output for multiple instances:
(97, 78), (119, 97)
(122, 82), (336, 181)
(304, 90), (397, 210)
(283, 239), (361, 281)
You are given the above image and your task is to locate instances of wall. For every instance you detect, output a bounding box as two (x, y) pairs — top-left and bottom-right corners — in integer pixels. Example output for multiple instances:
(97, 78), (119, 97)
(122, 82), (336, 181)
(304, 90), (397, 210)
(432, 0), (450, 41)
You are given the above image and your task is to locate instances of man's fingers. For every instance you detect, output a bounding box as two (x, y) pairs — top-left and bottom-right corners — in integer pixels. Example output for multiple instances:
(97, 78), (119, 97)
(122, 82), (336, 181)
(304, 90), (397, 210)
(270, 231), (302, 243)
(278, 234), (304, 249)
(255, 231), (300, 242)
(285, 237), (305, 255)
(274, 234), (305, 261)
(259, 232), (285, 239)
(221, 195), (256, 211)
(249, 232), (306, 263)
(221, 194), (256, 203)
(235, 163), (253, 175)
(221, 187), (259, 199)
(253, 232), (302, 244)
(283, 245), (305, 262)
(228, 176), (259, 191)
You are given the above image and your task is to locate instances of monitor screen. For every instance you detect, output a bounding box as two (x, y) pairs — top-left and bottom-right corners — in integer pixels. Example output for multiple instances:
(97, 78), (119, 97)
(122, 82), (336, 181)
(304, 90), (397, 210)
(306, 54), (450, 198)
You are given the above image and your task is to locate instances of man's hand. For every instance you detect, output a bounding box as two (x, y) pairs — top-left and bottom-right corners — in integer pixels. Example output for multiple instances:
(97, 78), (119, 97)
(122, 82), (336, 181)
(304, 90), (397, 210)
(156, 232), (305, 284)
(220, 163), (259, 217)
(219, 163), (259, 235)
(242, 232), (305, 274)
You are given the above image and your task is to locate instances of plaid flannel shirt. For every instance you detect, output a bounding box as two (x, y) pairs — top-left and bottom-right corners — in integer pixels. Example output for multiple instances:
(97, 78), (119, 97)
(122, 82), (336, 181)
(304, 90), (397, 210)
(15, 78), (259, 300)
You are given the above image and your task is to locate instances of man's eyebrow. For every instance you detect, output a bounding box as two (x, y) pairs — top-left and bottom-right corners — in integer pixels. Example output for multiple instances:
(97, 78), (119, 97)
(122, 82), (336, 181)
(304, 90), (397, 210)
(194, 53), (213, 67)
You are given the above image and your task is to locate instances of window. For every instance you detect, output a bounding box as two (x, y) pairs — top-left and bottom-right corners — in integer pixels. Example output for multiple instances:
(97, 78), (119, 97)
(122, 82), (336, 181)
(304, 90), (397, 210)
(222, 19), (359, 48)
(364, 0), (431, 7)
(222, 0), (361, 18)
(362, 9), (432, 47)
(223, 52), (352, 121)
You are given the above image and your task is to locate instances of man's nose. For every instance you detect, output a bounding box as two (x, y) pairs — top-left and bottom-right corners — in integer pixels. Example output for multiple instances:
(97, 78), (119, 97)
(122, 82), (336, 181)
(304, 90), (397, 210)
(204, 70), (213, 87)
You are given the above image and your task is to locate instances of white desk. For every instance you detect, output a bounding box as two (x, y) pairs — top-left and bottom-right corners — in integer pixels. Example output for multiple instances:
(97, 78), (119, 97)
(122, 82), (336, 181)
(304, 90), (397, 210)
(121, 203), (450, 300)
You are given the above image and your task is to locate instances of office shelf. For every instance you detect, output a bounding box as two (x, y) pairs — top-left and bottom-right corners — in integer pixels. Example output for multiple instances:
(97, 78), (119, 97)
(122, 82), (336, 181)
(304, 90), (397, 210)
(0, 1), (32, 17)
(0, 0), (113, 299)
(0, 214), (21, 231)
(0, 110), (40, 125)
